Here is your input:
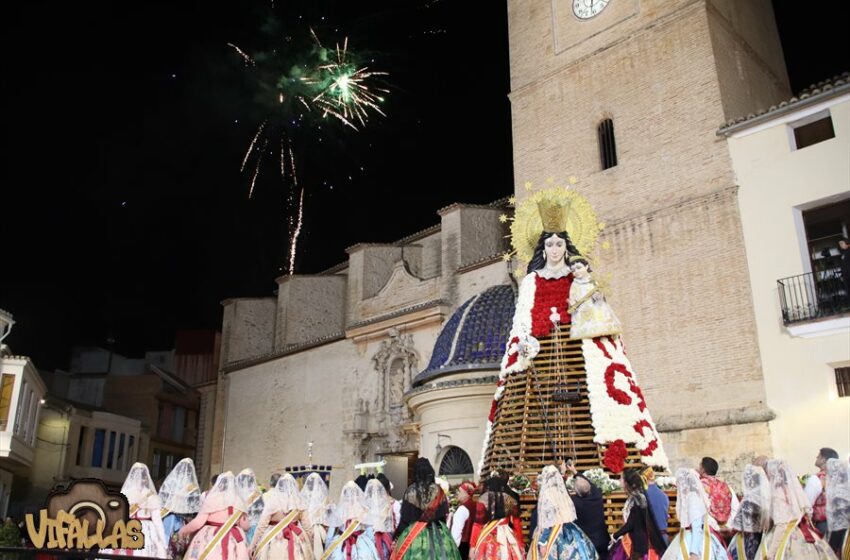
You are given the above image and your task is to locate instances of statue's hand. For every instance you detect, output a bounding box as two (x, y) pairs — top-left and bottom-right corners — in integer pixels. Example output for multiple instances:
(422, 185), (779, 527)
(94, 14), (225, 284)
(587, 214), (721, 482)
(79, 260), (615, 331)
(549, 306), (561, 325)
(591, 291), (603, 303)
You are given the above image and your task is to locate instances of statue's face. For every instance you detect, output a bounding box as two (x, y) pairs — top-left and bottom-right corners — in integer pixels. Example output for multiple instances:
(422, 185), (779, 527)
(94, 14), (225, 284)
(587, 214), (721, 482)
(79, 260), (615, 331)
(572, 261), (589, 279)
(544, 234), (566, 267)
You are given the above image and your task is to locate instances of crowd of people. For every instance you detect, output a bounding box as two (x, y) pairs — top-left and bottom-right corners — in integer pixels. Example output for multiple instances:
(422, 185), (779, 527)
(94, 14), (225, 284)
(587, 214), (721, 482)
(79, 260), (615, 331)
(42, 446), (845, 560)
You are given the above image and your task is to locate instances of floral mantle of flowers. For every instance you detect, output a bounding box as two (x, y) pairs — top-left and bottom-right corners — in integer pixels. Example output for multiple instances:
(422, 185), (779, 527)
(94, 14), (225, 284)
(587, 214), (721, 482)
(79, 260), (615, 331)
(654, 475), (676, 490)
(565, 468), (622, 495)
(447, 486), (460, 514)
(508, 473), (532, 495)
(564, 468), (677, 495)
(581, 337), (669, 470)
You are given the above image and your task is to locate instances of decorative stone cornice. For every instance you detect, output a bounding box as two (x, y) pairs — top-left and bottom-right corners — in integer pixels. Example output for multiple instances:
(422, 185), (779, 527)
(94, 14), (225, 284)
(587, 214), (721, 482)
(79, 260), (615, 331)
(221, 331), (346, 374)
(406, 375), (498, 399)
(655, 405), (776, 433)
(346, 300), (448, 343)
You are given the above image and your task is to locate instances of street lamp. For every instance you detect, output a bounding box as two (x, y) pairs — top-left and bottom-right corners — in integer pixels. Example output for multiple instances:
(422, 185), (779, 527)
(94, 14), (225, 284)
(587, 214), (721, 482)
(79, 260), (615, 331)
(435, 433), (452, 456)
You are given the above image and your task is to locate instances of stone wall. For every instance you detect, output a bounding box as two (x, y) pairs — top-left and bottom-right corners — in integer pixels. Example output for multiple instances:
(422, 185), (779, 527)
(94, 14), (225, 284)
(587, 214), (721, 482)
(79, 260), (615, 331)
(220, 298), (276, 366)
(275, 275), (346, 349)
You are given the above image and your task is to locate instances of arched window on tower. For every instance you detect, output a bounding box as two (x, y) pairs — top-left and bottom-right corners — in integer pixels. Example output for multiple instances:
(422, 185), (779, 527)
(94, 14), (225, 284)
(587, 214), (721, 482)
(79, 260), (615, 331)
(438, 446), (474, 476)
(598, 118), (618, 170)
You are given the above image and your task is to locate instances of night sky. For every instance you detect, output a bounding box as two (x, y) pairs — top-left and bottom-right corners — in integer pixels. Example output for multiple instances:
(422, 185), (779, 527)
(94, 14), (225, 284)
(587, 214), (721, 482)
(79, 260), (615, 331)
(1, 1), (845, 370)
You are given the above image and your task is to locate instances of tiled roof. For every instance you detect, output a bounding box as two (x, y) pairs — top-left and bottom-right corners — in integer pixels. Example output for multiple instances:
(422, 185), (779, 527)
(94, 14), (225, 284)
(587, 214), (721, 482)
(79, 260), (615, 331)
(719, 72), (850, 135)
(413, 285), (515, 386)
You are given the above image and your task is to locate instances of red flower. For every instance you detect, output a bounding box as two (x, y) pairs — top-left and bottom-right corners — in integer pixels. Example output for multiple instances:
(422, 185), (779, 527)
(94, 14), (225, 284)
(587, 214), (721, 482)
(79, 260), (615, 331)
(505, 336), (520, 368)
(488, 399), (498, 423)
(604, 362), (646, 411)
(640, 440), (658, 456)
(633, 420), (659, 456)
(603, 440), (628, 473)
(530, 275), (571, 338)
(593, 337), (612, 359)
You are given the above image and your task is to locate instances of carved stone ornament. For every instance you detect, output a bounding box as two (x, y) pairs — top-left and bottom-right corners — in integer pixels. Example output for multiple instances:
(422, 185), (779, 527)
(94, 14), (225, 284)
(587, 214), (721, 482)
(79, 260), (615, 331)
(368, 328), (420, 454)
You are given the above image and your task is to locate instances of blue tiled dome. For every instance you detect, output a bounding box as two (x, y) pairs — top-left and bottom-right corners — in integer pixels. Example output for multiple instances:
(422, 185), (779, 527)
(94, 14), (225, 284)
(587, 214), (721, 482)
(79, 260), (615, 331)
(413, 284), (516, 386)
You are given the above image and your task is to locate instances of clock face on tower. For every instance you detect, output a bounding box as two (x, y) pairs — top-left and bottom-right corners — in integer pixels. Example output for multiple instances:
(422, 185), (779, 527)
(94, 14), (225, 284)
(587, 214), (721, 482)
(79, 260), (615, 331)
(572, 0), (611, 20)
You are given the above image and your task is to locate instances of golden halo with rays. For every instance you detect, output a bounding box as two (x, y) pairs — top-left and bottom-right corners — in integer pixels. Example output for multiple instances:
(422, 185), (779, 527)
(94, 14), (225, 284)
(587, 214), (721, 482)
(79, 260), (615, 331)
(510, 185), (602, 270)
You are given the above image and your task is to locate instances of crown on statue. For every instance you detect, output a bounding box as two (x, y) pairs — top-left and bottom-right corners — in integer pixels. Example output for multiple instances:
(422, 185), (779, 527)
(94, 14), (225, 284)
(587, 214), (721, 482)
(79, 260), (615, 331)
(536, 200), (567, 232)
(506, 183), (604, 277)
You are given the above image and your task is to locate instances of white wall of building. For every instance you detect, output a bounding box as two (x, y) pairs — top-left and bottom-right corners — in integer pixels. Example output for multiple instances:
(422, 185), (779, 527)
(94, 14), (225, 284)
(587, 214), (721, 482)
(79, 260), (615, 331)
(0, 356), (47, 468)
(223, 323), (442, 498)
(407, 375), (496, 480)
(727, 97), (850, 473)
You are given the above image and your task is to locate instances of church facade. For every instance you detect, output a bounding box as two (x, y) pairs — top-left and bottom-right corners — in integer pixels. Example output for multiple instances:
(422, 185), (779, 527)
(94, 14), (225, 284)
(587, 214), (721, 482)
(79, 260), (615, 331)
(214, 203), (514, 497)
(210, 0), (848, 494)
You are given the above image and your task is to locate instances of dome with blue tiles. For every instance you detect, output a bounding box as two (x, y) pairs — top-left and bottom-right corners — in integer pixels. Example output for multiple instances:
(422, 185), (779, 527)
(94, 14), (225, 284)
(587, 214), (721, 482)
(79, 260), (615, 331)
(413, 284), (516, 386)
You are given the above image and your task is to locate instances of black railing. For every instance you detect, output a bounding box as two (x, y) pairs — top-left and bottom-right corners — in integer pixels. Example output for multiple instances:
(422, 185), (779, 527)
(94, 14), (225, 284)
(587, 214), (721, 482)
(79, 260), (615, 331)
(778, 271), (850, 325)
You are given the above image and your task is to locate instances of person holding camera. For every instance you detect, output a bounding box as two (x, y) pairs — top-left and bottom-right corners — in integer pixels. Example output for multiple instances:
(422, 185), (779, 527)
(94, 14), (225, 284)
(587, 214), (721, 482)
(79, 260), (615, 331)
(564, 462), (610, 560)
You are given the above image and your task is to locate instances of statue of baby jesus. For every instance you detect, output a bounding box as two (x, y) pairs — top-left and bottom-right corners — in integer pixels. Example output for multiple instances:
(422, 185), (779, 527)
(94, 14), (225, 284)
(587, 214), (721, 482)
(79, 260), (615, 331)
(567, 257), (622, 339)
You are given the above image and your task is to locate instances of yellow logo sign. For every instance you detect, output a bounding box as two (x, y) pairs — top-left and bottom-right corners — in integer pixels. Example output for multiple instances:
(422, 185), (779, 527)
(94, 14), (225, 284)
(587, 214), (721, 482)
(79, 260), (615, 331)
(25, 479), (145, 550)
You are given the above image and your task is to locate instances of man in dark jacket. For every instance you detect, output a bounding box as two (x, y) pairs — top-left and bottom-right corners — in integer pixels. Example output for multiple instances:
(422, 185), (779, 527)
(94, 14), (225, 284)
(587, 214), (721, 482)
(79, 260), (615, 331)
(570, 473), (609, 560)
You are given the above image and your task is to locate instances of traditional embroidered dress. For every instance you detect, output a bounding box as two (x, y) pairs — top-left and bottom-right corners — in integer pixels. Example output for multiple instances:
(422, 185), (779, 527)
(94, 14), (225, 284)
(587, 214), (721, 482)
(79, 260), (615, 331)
(181, 471), (250, 560)
(469, 488), (525, 560)
(727, 465), (770, 560)
(236, 469), (265, 546)
(611, 490), (667, 560)
(567, 267), (622, 340)
(391, 480), (459, 560)
(807, 469), (830, 535)
(159, 458), (202, 559)
(250, 473), (314, 560)
(529, 466), (597, 560)
(103, 462), (168, 558)
(824, 459), (850, 559)
(661, 469), (730, 560)
(324, 481), (381, 560)
(699, 474), (739, 530)
(448, 482), (479, 560)
(301, 473), (332, 560)
(364, 479), (396, 560)
(761, 460), (836, 560)
(480, 264), (667, 475)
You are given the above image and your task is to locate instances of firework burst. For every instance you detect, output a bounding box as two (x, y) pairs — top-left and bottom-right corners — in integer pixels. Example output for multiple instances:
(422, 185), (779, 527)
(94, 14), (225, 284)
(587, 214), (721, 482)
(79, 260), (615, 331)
(230, 20), (388, 275)
(308, 36), (388, 129)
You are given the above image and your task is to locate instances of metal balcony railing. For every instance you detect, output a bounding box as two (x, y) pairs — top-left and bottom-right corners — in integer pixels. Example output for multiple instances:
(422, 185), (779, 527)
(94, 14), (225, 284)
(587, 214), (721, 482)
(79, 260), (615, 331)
(777, 271), (850, 325)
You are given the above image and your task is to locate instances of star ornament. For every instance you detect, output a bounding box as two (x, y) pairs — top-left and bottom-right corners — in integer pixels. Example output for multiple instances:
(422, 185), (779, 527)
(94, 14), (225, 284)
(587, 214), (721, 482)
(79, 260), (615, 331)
(499, 214), (509, 223)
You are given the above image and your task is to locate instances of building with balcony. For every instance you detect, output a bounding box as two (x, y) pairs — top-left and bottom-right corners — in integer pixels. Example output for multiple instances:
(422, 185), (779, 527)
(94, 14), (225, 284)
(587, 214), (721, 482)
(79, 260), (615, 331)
(0, 309), (48, 517)
(720, 73), (850, 468)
